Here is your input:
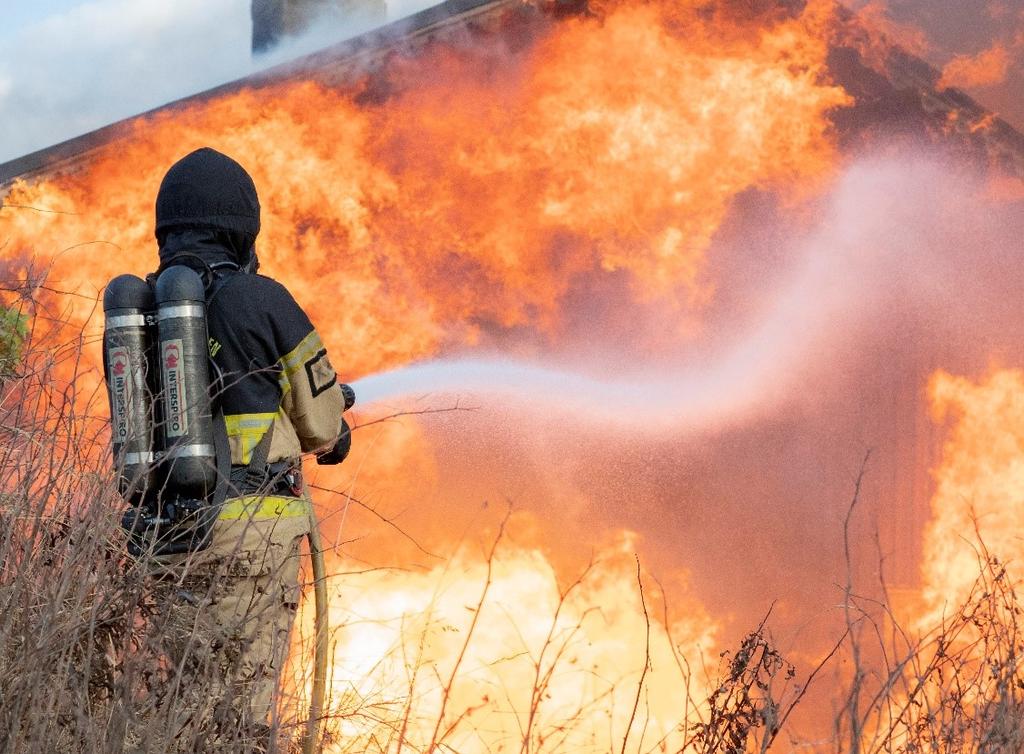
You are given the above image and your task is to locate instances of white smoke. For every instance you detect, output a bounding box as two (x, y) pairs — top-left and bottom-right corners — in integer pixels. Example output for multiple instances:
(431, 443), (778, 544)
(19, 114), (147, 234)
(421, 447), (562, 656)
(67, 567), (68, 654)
(0, 0), (442, 165)
(250, 0), (443, 69)
(352, 152), (1024, 432)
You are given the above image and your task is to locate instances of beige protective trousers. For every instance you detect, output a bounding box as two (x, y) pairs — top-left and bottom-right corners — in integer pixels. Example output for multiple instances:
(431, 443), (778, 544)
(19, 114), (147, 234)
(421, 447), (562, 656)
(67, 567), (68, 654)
(140, 495), (312, 751)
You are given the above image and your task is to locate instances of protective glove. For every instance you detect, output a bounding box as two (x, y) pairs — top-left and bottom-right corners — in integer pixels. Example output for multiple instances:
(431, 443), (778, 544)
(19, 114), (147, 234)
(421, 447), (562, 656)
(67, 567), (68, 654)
(340, 382), (356, 411)
(317, 417), (352, 465)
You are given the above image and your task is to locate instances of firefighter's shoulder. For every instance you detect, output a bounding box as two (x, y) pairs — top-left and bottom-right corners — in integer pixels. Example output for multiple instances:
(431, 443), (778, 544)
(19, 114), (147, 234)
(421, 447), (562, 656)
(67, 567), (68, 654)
(244, 274), (319, 352)
(214, 273), (309, 323)
(214, 272), (300, 308)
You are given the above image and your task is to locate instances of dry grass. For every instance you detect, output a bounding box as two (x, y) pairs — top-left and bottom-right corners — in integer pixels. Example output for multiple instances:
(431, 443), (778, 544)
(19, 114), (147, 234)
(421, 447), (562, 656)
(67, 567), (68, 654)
(1, 320), (1024, 753)
(835, 552), (1024, 754)
(0, 315), (307, 752)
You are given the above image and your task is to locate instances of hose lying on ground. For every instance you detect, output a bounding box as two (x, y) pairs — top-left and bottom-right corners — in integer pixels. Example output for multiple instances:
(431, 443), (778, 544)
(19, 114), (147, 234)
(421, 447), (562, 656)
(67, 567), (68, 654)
(301, 512), (329, 754)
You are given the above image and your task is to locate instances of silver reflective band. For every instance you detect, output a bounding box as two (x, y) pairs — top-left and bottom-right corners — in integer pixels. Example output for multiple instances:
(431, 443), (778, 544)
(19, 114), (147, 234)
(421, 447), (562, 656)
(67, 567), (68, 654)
(158, 304), (205, 321)
(122, 451), (156, 464)
(106, 314), (147, 329)
(164, 444), (216, 459)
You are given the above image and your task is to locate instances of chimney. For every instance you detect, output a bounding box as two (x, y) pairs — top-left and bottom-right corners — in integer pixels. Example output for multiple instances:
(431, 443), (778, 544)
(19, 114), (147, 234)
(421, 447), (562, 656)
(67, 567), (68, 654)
(252, 0), (388, 54)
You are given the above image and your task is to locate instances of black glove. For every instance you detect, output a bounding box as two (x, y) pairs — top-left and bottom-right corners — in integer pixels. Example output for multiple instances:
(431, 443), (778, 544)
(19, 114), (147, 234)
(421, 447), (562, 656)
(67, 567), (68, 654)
(317, 417), (352, 465)
(340, 383), (356, 411)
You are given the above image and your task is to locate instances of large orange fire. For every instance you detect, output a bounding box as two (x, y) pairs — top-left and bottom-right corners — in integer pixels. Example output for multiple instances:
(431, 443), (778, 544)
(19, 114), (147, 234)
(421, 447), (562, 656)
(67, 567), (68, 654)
(2, 0), (1024, 749)
(921, 369), (1024, 617)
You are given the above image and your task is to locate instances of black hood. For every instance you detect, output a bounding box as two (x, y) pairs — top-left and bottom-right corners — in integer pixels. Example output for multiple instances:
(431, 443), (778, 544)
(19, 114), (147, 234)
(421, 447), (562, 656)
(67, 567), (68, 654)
(155, 147), (260, 240)
(155, 147), (261, 271)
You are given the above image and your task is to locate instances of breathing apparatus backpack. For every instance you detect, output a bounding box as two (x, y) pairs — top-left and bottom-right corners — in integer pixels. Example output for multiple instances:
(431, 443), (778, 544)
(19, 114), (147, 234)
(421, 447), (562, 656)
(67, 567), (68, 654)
(103, 264), (229, 556)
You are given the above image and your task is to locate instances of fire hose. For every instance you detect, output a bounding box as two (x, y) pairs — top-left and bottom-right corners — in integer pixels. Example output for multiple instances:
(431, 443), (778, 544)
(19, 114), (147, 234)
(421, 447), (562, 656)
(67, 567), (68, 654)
(301, 513), (329, 754)
(301, 388), (354, 753)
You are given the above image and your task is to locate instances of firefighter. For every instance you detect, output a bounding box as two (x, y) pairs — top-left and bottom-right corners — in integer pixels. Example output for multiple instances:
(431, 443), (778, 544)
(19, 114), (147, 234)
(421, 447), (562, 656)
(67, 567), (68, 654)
(141, 147), (348, 749)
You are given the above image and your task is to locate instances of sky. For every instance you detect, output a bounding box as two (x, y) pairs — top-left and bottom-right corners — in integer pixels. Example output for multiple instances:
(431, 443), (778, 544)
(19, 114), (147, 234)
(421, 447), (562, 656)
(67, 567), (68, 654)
(0, 0), (434, 165)
(0, 0), (1021, 165)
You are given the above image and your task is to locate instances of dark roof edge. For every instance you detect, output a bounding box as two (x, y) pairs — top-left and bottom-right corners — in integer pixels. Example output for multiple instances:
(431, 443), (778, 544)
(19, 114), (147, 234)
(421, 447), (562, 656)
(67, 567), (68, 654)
(0, 0), (512, 187)
(831, 3), (1024, 160)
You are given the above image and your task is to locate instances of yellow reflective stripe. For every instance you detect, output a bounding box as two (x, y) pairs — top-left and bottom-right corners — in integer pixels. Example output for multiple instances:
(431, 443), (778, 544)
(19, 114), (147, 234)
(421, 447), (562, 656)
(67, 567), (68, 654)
(218, 495), (311, 520)
(224, 412), (276, 465)
(224, 413), (277, 431)
(280, 330), (324, 375)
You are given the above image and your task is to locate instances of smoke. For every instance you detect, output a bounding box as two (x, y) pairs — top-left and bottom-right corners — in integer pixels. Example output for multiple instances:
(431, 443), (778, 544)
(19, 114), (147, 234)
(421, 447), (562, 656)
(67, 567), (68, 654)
(339, 148), (1024, 639)
(0, 0), (440, 165)
(846, 0), (1023, 128)
(250, 0), (443, 69)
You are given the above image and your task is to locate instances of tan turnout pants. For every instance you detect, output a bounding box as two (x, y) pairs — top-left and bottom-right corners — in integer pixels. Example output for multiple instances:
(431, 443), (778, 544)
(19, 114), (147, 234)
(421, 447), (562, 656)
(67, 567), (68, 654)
(135, 495), (312, 752)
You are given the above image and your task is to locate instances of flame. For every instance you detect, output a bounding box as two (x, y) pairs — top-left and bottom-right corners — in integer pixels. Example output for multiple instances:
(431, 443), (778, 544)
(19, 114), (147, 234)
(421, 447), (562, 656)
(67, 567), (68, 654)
(287, 531), (716, 752)
(0, 0), (849, 382)
(968, 111), (998, 134)
(0, 0), (1022, 744)
(919, 369), (1024, 617)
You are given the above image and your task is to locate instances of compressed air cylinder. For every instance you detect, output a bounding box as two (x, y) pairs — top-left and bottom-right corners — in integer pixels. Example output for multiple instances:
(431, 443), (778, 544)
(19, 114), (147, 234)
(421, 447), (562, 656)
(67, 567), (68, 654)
(103, 274), (157, 503)
(154, 266), (217, 499)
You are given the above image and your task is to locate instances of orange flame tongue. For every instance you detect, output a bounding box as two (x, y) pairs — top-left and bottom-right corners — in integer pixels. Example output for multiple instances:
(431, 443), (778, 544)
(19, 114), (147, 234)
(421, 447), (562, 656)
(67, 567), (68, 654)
(1, 0), (849, 381)
(920, 369), (1024, 618)
(373, 0), (849, 314)
(290, 535), (717, 753)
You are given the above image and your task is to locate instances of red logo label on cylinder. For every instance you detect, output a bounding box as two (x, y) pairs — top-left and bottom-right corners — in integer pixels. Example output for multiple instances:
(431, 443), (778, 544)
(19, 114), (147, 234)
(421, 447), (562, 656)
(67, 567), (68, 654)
(108, 346), (131, 443)
(162, 339), (188, 438)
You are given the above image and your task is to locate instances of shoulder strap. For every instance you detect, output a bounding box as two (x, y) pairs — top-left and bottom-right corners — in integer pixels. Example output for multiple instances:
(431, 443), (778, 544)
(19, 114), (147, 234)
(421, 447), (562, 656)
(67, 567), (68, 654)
(204, 268), (277, 494)
(242, 421), (276, 494)
(207, 269), (242, 505)
(206, 408), (232, 518)
(206, 268), (235, 305)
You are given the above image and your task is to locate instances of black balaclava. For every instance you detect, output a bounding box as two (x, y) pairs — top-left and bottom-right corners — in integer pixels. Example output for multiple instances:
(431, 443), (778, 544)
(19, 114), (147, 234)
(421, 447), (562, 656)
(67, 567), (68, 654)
(154, 147), (261, 274)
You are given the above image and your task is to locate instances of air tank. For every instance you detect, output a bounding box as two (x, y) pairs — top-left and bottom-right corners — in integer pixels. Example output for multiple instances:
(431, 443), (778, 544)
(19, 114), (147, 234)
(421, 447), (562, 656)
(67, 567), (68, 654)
(154, 265), (217, 499)
(103, 274), (157, 503)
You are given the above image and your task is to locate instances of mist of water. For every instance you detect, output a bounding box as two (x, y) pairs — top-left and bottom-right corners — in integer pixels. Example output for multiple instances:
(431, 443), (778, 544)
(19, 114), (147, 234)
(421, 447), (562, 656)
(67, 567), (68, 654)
(351, 153), (1024, 434)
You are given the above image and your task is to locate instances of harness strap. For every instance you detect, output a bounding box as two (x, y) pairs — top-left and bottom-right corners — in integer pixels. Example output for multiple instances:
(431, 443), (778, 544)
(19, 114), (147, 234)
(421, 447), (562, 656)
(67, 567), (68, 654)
(208, 270), (239, 520)
(242, 421), (276, 493)
(211, 409), (231, 508)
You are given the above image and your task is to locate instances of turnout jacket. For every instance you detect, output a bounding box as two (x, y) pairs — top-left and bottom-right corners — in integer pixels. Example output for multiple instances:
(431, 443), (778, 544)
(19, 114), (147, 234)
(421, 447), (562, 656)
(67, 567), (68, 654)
(152, 147), (342, 468)
(207, 270), (345, 466)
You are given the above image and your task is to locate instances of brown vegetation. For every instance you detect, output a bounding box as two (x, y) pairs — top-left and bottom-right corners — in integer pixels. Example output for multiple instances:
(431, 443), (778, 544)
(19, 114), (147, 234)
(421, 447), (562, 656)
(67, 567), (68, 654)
(0, 323), (1023, 753)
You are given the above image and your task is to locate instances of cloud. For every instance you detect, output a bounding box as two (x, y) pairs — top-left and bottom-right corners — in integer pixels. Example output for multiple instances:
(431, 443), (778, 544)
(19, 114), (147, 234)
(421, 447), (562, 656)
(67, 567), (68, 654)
(0, 0), (434, 165)
(0, 0), (251, 164)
